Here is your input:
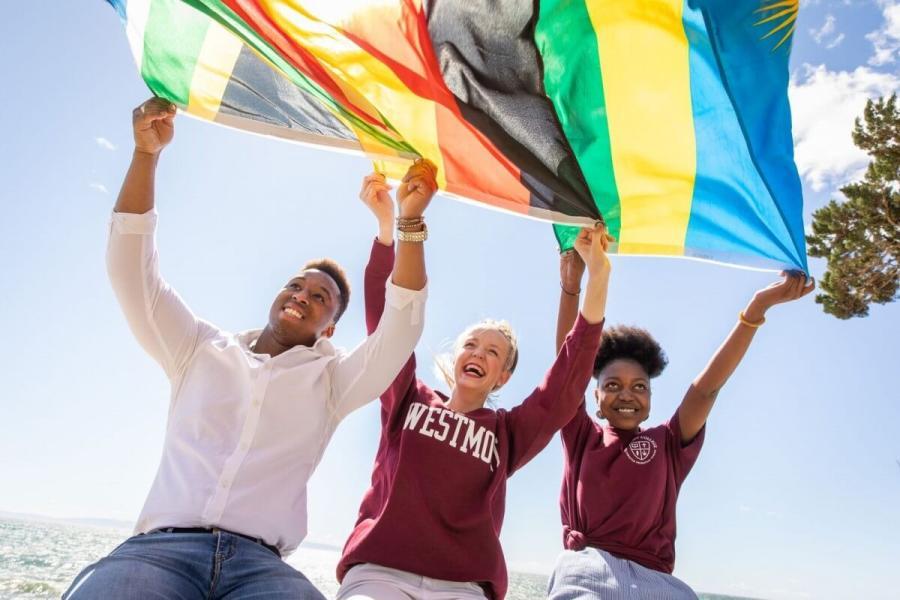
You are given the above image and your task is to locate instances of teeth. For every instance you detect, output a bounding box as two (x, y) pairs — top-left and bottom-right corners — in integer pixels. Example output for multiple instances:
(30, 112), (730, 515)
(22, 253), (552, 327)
(464, 365), (484, 377)
(617, 408), (636, 413)
(284, 308), (303, 319)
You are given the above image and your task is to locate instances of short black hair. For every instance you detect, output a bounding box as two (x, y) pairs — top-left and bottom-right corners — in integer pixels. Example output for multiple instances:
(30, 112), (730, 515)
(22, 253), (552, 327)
(301, 258), (350, 323)
(594, 325), (668, 379)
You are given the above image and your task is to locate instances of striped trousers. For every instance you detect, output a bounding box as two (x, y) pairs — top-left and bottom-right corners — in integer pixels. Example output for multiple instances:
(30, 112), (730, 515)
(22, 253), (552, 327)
(547, 548), (697, 600)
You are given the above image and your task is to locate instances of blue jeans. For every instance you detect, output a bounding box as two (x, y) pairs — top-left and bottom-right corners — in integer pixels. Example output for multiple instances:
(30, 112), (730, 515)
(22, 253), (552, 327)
(62, 530), (326, 600)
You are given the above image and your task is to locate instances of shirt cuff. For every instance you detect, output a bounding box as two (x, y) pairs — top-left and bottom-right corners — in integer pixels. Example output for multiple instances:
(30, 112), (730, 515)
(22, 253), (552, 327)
(110, 209), (158, 234)
(385, 280), (427, 325)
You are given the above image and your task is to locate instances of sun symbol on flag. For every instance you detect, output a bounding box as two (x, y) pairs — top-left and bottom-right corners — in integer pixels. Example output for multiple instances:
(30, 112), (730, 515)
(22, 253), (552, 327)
(754, 0), (799, 51)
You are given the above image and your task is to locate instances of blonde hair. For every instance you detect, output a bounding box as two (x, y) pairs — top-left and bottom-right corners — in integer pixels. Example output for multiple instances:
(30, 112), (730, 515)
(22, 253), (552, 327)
(433, 319), (519, 390)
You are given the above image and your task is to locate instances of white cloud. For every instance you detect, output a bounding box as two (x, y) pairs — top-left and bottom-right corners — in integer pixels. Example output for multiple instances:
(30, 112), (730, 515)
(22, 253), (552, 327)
(826, 32), (845, 49)
(789, 64), (899, 193)
(867, 1), (900, 66)
(810, 14), (846, 48)
(89, 182), (109, 194)
(94, 137), (116, 151)
(810, 14), (837, 44)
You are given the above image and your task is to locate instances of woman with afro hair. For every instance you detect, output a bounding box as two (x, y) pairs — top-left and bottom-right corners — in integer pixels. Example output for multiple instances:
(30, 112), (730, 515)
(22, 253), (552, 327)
(547, 250), (814, 599)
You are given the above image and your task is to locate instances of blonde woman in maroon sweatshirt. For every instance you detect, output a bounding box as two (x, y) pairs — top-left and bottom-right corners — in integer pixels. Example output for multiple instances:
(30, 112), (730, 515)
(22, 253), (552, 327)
(335, 166), (612, 600)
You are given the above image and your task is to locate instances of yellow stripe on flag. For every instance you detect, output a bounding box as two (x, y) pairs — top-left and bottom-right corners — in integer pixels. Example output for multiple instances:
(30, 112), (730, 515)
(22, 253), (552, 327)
(259, 0), (446, 187)
(585, 0), (696, 255)
(187, 21), (244, 120)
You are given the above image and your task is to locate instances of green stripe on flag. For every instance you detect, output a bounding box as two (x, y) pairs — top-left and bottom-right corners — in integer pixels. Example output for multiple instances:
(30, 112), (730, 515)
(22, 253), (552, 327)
(536, 0), (621, 248)
(142, 0), (210, 106)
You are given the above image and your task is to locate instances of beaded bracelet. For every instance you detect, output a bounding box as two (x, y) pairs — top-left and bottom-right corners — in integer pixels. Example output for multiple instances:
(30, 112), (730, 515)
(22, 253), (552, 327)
(397, 223), (428, 242)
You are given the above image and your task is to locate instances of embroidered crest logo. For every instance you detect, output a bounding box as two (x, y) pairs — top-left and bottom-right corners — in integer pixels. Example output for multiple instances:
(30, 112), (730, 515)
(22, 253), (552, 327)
(624, 435), (658, 465)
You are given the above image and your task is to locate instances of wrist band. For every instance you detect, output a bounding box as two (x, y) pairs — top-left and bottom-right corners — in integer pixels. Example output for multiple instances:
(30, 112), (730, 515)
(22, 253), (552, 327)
(397, 222), (428, 242)
(560, 282), (581, 296)
(738, 311), (765, 328)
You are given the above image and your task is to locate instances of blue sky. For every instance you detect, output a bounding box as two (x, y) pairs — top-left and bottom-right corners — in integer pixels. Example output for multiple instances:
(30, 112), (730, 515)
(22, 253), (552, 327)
(0, 2), (898, 599)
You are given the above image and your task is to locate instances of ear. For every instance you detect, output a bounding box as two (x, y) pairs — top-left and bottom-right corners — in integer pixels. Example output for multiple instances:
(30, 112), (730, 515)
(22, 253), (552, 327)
(322, 323), (336, 339)
(493, 369), (513, 391)
(593, 388), (601, 402)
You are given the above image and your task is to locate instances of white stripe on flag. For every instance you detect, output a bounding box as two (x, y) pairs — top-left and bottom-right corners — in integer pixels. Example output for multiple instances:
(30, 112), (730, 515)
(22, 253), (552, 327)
(125, 0), (153, 71)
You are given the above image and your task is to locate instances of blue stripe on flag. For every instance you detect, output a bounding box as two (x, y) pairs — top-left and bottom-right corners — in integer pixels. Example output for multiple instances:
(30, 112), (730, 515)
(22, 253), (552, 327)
(682, 2), (801, 270)
(692, 0), (807, 271)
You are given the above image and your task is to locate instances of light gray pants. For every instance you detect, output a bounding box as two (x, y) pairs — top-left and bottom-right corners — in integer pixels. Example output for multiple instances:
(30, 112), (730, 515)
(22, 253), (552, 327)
(547, 548), (697, 600)
(337, 563), (487, 600)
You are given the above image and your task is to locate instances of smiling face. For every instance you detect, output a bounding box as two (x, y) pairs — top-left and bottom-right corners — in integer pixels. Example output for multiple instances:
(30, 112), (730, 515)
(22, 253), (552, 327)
(451, 328), (514, 403)
(266, 269), (341, 348)
(595, 358), (652, 431)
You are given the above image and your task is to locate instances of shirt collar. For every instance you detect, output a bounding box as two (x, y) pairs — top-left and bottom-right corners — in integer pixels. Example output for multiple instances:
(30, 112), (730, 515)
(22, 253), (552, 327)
(237, 329), (337, 358)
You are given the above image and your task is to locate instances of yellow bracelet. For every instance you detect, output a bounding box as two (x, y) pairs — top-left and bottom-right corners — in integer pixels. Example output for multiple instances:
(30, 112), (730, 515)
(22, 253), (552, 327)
(738, 311), (765, 328)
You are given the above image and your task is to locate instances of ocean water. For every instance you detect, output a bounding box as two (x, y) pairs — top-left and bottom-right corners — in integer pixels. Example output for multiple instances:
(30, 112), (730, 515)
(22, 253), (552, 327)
(0, 518), (753, 599)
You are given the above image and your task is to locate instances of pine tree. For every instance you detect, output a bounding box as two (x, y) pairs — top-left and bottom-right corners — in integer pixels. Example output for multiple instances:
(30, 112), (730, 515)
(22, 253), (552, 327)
(806, 94), (900, 319)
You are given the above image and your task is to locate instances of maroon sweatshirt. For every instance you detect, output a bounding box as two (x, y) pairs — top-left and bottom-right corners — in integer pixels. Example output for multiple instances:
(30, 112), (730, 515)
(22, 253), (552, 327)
(559, 407), (704, 573)
(337, 240), (604, 600)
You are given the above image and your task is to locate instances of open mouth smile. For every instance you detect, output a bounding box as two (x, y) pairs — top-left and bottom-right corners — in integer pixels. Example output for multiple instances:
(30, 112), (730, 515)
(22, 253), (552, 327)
(283, 307), (305, 320)
(462, 363), (485, 378)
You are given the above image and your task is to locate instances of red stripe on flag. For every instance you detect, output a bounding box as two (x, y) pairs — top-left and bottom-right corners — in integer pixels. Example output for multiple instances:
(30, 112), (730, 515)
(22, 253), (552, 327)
(337, 0), (530, 208)
(221, 0), (386, 129)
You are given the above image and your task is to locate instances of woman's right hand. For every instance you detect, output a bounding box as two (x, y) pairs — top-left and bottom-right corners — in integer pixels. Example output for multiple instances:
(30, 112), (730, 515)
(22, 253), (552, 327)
(573, 224), (614, 281)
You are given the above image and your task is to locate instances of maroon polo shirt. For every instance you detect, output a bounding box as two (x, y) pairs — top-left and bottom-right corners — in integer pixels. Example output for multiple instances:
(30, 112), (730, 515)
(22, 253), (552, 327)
(559, 405), (704, 573)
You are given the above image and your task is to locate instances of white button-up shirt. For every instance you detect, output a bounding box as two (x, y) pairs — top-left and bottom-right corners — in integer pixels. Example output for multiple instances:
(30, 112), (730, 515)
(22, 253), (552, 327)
(106, 210), (426, 555)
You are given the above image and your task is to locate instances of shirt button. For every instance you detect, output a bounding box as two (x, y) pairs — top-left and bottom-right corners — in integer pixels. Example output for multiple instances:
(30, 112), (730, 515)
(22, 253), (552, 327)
(252, 398), (261, 407)
(220, 479), (230, 488)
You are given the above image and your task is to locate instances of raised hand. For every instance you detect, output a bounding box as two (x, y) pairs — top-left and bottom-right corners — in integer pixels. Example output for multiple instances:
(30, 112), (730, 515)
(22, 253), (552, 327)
(132, 97), (176, 156)
(560, 249), (586, 296)
(744, 271), (815, 322)
(573, 224), (614, 325)
(573, 224), (614, 280)
(360, 172), (394, 244)
(679, 271), (815, 443)
(396, 159), (438, 218)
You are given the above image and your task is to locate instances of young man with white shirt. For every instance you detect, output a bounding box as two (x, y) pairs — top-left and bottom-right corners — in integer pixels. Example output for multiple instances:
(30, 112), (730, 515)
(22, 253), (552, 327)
(63, 98), (435, 599)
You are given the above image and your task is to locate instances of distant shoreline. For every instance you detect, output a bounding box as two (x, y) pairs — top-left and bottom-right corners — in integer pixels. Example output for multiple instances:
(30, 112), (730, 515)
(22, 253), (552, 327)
(0, 510), (344, 552)
(0, 513), (763, 599)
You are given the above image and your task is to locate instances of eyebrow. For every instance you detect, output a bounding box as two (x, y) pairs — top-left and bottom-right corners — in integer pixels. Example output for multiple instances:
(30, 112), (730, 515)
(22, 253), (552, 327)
(602, 377), (648, 383)
(287, 277), (334, 302)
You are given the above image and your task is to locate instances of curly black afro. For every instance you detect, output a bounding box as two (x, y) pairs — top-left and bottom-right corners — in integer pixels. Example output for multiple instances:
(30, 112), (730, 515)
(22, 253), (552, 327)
(594, 325), (668, 379)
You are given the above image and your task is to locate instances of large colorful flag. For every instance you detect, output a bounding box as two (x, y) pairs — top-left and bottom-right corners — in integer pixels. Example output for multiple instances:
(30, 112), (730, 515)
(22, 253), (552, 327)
(107, 0), (807, 271)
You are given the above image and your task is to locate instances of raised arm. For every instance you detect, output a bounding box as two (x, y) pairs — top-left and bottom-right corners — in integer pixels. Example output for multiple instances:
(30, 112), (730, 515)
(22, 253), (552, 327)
(107, 98), (209, 380)
(555, 227), (614, 351)
(507, 226), (611, 472)
(391, 159), (435, 292)
(677, 271), (815, 443)
(115, 98), (175, 215)
(574, 225), (613, 326)
(329, 161), (436, 419)
(556, 250), (585, 354)
(359, 172), (396, 334)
